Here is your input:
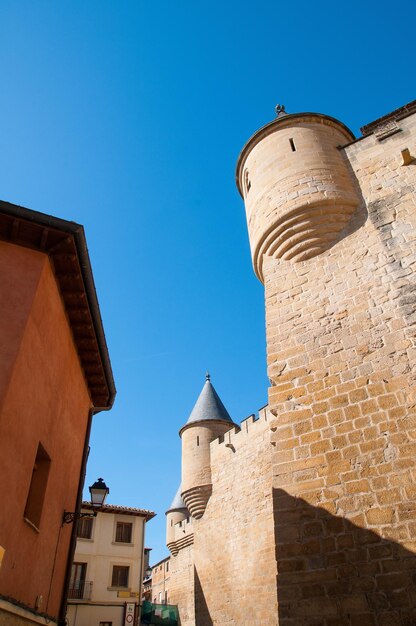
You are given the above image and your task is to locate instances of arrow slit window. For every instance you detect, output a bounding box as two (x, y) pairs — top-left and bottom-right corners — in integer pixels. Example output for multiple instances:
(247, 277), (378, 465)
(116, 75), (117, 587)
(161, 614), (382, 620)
(244, 169), (251, 195)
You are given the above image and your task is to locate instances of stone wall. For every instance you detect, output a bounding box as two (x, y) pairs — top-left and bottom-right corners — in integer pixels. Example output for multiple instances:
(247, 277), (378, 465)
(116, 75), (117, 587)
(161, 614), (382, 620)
(169, 408), (278, 626)
(194, 408), (277, 626)
(169, 544), (195, 625)
(168, 105), (416, 626)
(267, 111), (416, 624)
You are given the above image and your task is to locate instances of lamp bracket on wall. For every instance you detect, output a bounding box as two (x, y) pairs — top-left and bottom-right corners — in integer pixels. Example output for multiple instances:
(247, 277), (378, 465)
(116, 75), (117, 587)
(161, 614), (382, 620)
(62, 510), (97, 525)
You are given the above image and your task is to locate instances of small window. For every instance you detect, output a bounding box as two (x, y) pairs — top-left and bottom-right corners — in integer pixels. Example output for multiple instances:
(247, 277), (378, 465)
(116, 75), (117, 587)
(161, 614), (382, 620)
(115, 521), (132, 543)
(99, 623), (112, 626)
(289, 138), (296, 152)
(244, 169), (251, 195)
(24, 442), (51, 529)
(112, 565), (129, 588)
(166, 561), (169, 572)
(196, 436), (200, 446)
(158, 591), (162, 603)
(77, 517), (93, 539)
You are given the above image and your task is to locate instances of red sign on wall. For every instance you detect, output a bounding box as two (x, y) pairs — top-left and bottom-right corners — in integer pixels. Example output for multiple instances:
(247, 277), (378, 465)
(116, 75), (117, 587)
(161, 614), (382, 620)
(124, 602), (136, 626)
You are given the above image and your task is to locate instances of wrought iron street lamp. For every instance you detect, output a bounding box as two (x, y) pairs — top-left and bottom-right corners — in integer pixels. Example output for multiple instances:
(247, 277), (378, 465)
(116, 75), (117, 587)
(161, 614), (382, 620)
(89, 477), (110, 507)
(62, 477), (109, 525)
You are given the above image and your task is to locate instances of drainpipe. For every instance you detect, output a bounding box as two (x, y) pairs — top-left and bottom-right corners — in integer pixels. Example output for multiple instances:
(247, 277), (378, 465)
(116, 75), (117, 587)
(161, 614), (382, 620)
(137, 516), (147, 625)
(58, 408), (95, 626)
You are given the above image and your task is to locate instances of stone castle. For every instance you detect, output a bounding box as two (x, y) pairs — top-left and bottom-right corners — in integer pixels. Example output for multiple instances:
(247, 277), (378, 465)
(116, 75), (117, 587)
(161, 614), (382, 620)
(165, 101), (416, 625)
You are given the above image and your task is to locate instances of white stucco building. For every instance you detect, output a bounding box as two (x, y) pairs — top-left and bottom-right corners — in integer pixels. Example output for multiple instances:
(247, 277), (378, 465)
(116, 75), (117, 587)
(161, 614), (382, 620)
(67, 502), (155, 626)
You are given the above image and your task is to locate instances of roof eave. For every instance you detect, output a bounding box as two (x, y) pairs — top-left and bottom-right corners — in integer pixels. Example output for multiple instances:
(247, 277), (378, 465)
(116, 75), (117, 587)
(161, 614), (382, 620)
(165, 506), (188, 515)
(81, 502), (156, 520)
(179, 418), (238, 438)
(0, 200), (116, 410)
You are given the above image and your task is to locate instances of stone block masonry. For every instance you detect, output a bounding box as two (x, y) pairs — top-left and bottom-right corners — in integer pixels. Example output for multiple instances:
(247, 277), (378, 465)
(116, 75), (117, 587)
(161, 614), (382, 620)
(169, 407), (278, 626)
(264, 105), (416, 624)
(169, 544), (196, 625)
(195, 407), (277, 626)
(168, 101), (416, 626)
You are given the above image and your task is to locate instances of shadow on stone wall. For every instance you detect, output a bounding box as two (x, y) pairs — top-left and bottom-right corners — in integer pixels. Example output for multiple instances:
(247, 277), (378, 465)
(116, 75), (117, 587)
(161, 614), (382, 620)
(328, 155), (368, 255)
(194, 566), (213, 626)
(273, 488), (416, 625)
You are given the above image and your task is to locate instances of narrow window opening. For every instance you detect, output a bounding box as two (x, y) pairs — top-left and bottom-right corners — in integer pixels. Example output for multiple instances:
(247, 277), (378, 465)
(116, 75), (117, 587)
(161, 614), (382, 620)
(244, 169), (251, 195)
(24, 442), (51, 529)
(289, 138), (296, 152)
(196, 436), (200, 446)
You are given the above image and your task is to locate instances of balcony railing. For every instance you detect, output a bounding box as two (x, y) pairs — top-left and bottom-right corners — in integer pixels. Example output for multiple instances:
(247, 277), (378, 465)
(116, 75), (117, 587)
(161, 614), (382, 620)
(68, 580), (93, 600)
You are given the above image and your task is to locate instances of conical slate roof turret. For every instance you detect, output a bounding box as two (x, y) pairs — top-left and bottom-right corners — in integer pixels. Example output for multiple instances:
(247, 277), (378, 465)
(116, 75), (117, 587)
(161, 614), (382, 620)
(166, 484), (188, 514)
(180, 373), (235, 434)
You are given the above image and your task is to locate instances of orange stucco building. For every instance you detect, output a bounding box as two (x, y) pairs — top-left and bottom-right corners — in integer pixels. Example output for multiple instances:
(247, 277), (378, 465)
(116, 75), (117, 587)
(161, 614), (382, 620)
(0, 200), (115, 626)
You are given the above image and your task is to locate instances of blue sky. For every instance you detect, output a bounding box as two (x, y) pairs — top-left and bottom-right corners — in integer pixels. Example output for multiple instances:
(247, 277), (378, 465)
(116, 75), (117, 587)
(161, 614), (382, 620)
(0, 1), (414, 565)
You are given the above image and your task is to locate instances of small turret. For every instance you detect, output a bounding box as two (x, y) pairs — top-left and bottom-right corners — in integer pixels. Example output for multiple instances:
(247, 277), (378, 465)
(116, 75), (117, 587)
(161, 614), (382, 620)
(236, 106), (360, 281)
(166, 485), (188, 556)
(180, 374), (237, 519)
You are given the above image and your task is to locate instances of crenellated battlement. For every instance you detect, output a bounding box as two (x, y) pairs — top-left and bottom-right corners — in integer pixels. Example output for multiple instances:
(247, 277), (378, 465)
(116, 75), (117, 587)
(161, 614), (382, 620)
(173, 516), (193, 539)
(211, 404), (271, 452)
(169, 406), (272, 556)
(167, 516), (194, 556)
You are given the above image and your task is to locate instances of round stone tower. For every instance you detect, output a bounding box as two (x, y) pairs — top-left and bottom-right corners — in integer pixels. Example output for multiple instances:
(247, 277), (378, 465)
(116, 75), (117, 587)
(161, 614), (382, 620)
(180, 374), (237, 519)
(236, 106), (360, 281)
(166, 484), (188, 556)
